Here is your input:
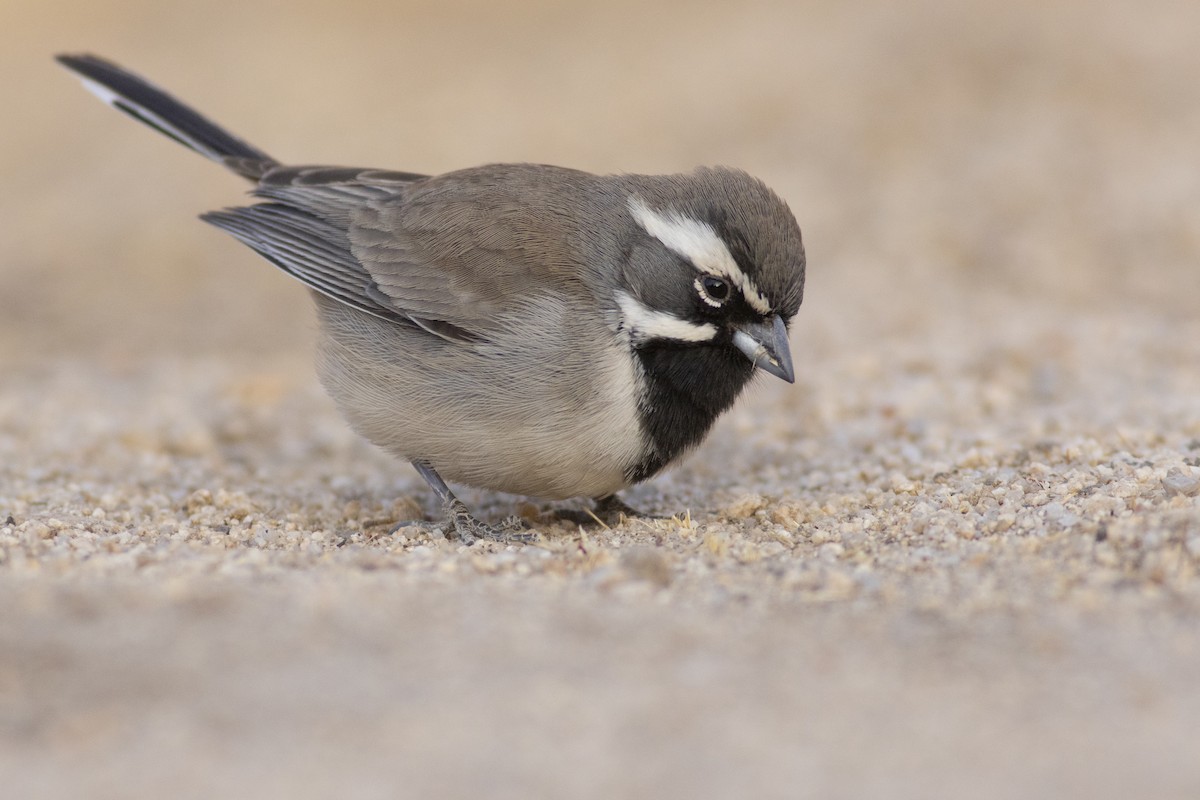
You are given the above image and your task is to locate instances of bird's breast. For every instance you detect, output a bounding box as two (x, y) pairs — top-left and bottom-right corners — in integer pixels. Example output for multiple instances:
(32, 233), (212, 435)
(312, 295), (652, 500)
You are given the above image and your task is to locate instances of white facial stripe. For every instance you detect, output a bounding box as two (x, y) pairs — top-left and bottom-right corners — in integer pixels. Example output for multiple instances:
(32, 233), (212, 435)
(617, 291), (718, 344)
(628, 196), (728, 276)
(628, 196), (773, 315)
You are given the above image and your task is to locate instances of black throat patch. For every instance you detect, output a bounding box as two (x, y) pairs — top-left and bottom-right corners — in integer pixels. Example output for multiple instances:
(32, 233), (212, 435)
(625, 341), (756, 484)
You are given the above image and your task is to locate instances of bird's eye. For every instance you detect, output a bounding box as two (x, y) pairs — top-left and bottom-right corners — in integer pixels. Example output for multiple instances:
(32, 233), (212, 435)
(699, 276), (730, 303)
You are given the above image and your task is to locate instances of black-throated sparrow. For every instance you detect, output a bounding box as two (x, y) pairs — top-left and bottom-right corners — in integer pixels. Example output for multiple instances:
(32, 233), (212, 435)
(57, 54), (806, 544)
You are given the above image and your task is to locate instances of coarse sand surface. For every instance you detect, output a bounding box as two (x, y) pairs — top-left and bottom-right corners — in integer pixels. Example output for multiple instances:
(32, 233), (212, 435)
(3, 1), (1199, 797)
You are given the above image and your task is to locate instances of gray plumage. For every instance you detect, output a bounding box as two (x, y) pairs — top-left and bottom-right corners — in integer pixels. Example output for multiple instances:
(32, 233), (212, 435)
(57, 53), (806, 541)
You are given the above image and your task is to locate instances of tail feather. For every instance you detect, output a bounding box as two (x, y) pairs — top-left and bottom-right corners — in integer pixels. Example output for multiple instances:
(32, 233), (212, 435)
(56, 53), (277, 181)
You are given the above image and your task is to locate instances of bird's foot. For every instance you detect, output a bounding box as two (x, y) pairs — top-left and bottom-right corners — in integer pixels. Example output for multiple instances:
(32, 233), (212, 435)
(554, 494), (664, 527)
(443, 498), (536, 546)
(408, 459), (536, 545)
(386, 506), (533, 546)
(594, 494), (669, 525)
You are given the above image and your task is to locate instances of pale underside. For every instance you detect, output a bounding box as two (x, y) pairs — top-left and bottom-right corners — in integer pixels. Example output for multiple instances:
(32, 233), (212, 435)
(312, 293), (650, 500)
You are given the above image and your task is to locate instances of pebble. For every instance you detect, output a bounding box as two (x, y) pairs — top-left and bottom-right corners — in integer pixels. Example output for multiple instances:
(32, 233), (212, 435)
(1161, 468), (1200, 497)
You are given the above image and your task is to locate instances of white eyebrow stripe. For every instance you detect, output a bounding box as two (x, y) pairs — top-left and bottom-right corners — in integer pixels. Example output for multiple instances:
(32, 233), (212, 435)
(616, 291), (718, 344)
(628, 196), (772, 315)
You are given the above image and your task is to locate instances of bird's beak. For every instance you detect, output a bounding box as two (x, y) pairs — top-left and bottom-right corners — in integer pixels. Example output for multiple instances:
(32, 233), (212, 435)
(732, 316), (795, 383)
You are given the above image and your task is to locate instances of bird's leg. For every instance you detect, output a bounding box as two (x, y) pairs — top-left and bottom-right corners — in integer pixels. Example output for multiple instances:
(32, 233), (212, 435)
(410, 460), (532, 545)
(553, 494), (660, 526)
(592, 494), (659, 524)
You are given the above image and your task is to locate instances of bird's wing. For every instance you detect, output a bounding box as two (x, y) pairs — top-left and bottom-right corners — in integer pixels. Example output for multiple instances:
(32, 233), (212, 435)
(205, 164), (598, 343)
(346, 164), (600, 335)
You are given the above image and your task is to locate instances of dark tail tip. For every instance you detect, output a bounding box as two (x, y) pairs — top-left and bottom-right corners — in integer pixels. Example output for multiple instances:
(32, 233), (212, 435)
(55, 52), (277, 181)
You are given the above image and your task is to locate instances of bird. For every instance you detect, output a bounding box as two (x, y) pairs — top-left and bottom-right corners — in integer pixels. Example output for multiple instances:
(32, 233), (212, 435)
(56, 53), (806, 545)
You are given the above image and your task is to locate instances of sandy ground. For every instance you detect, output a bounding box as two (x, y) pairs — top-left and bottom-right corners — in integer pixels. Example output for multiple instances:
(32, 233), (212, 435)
(3, 0), (1200, 797)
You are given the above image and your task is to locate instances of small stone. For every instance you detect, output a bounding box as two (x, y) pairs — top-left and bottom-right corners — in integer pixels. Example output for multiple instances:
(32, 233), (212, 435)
(759, 541), (788, 557)
(25, 522), (52, 545)
(1161, 468), (1200, 497)
(724, 494), (768, 518)
(769, 504), (804, 528)
(703, 532), (730, 557)
(768, 528), (795, 547)
(809, 528), (835, 545)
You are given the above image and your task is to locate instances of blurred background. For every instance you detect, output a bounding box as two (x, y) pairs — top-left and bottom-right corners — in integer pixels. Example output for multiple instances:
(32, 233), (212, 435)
(3, 0), (1197, 366)
(4, 4), (1200, 796)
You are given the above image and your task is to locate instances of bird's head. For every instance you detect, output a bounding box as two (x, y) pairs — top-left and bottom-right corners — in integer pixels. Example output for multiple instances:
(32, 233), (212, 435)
(615, 167), (806, 388)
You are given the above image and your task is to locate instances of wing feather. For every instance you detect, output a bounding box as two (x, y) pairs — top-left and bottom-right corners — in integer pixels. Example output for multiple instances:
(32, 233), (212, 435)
(202, 163), (600, 344)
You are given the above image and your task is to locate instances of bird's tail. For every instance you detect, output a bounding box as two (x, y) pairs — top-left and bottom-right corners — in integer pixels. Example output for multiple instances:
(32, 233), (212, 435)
(55, 53), (278, 181)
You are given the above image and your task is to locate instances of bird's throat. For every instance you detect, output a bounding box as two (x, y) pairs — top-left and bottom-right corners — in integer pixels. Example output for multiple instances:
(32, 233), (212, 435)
(624, 343), (755, 483)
